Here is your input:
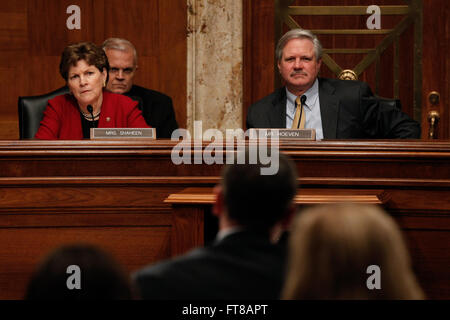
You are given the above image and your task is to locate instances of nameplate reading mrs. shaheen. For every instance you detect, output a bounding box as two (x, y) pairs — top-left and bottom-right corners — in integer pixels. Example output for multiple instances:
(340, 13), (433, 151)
(90, 128), (156, 139)
(248, 128), (316, 140)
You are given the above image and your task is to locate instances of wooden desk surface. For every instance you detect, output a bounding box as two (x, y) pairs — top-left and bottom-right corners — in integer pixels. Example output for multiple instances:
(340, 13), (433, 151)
(0, 139), (449, 299)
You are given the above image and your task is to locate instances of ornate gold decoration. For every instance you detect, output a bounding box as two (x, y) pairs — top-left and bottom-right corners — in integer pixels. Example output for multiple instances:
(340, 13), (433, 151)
(338, 69), (358, 81)
(427, 111), (440, 139)
(428, 91), (440, 106)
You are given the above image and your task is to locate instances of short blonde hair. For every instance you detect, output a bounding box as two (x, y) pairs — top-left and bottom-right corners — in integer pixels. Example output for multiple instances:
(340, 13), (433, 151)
(282, 203), (424, 300)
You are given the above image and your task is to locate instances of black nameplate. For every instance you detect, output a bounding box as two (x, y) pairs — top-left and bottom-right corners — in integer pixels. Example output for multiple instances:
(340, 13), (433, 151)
(90, 128), (156, 139)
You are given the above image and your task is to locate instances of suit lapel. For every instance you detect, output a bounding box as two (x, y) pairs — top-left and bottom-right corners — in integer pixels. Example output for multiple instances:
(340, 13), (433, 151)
(269, 88), (287, 128)
(318, 78), (339, 139)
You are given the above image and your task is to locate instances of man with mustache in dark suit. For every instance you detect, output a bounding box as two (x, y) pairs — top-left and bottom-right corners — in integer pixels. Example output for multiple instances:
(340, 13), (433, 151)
(246, 28), (420, 140)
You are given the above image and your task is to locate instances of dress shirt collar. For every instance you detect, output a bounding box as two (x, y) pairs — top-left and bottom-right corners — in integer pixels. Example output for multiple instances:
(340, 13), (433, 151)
(285, 78), (319, 111)
(286, 88), (297, 116)
(215, 226), (245, 242)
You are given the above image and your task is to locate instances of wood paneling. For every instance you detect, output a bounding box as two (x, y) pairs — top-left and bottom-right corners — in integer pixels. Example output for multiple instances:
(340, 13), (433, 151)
(0, 0), (187, 139)
(165, 187), (389, 205)
(171, 206), (205, 256)
(28, 0), (93, 55)
(422, 0), (450, 139)
(0, 140), (449, 299)
(243, 0), (275, 118)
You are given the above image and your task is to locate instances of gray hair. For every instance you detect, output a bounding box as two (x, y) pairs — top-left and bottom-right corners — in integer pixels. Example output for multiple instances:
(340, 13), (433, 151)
(275, 28), (323, 61)
(102, 37), (138, 66)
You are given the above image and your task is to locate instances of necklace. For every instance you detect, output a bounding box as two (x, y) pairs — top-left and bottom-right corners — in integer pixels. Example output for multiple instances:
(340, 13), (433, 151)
(80, 109), (101, 120)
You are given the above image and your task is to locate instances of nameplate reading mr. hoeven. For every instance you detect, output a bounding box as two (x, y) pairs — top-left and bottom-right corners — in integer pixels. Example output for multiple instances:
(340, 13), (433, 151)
(248, 128), (316, 140)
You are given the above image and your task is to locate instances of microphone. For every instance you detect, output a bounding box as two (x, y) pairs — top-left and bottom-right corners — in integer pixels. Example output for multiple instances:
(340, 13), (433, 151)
(300, 95), (307, 105)
(87, 105), (95, 122)
(297, 95), (307, 129)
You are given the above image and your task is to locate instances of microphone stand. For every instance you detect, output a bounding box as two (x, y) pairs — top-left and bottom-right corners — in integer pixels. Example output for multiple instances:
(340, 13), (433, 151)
(87, 105), (95, 138)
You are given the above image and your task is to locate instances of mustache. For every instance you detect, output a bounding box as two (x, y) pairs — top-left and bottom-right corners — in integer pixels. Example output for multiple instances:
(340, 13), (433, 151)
(290, 70), (308, 76)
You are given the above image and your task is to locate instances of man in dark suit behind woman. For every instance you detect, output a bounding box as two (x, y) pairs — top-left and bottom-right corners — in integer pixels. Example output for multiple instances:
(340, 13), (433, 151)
(102, 38), (178, 138)
(134, 151), (298, 299)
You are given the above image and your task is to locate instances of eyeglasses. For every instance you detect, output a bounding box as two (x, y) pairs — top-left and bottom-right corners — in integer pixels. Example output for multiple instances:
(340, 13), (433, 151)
(109, 67), (135, 75)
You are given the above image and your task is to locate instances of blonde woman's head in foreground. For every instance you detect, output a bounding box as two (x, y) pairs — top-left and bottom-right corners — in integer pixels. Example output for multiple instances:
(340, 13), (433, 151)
(282, 203), (424, 300)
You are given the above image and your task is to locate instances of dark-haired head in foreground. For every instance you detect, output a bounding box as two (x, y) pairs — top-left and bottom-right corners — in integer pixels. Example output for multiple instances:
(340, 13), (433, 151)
(218, 150), (297, 232)
(25, 244), (134, 300)
(134, 151), (298, 299)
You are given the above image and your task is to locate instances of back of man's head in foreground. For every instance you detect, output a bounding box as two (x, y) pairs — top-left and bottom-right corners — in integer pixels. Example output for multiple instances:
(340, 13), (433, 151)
(219, 151), (297, 231)
(25, 244), (134, 300)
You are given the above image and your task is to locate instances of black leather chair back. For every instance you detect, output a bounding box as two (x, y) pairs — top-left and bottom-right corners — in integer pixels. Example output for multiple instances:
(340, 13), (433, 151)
(376, 96), (402, 110)
(18, 86), (69, 139)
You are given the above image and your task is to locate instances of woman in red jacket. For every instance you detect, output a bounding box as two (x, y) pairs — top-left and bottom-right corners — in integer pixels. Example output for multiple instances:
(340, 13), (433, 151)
(35, 42), (149, 140)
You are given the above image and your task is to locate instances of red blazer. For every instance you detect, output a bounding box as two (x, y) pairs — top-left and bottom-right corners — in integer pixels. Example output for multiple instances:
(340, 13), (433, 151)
(35, 90), (150, 140)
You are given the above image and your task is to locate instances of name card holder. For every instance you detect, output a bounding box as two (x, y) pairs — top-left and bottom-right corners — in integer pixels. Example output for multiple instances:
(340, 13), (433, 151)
(248, 128), (316, 140)
(90, 128), (156, 139)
